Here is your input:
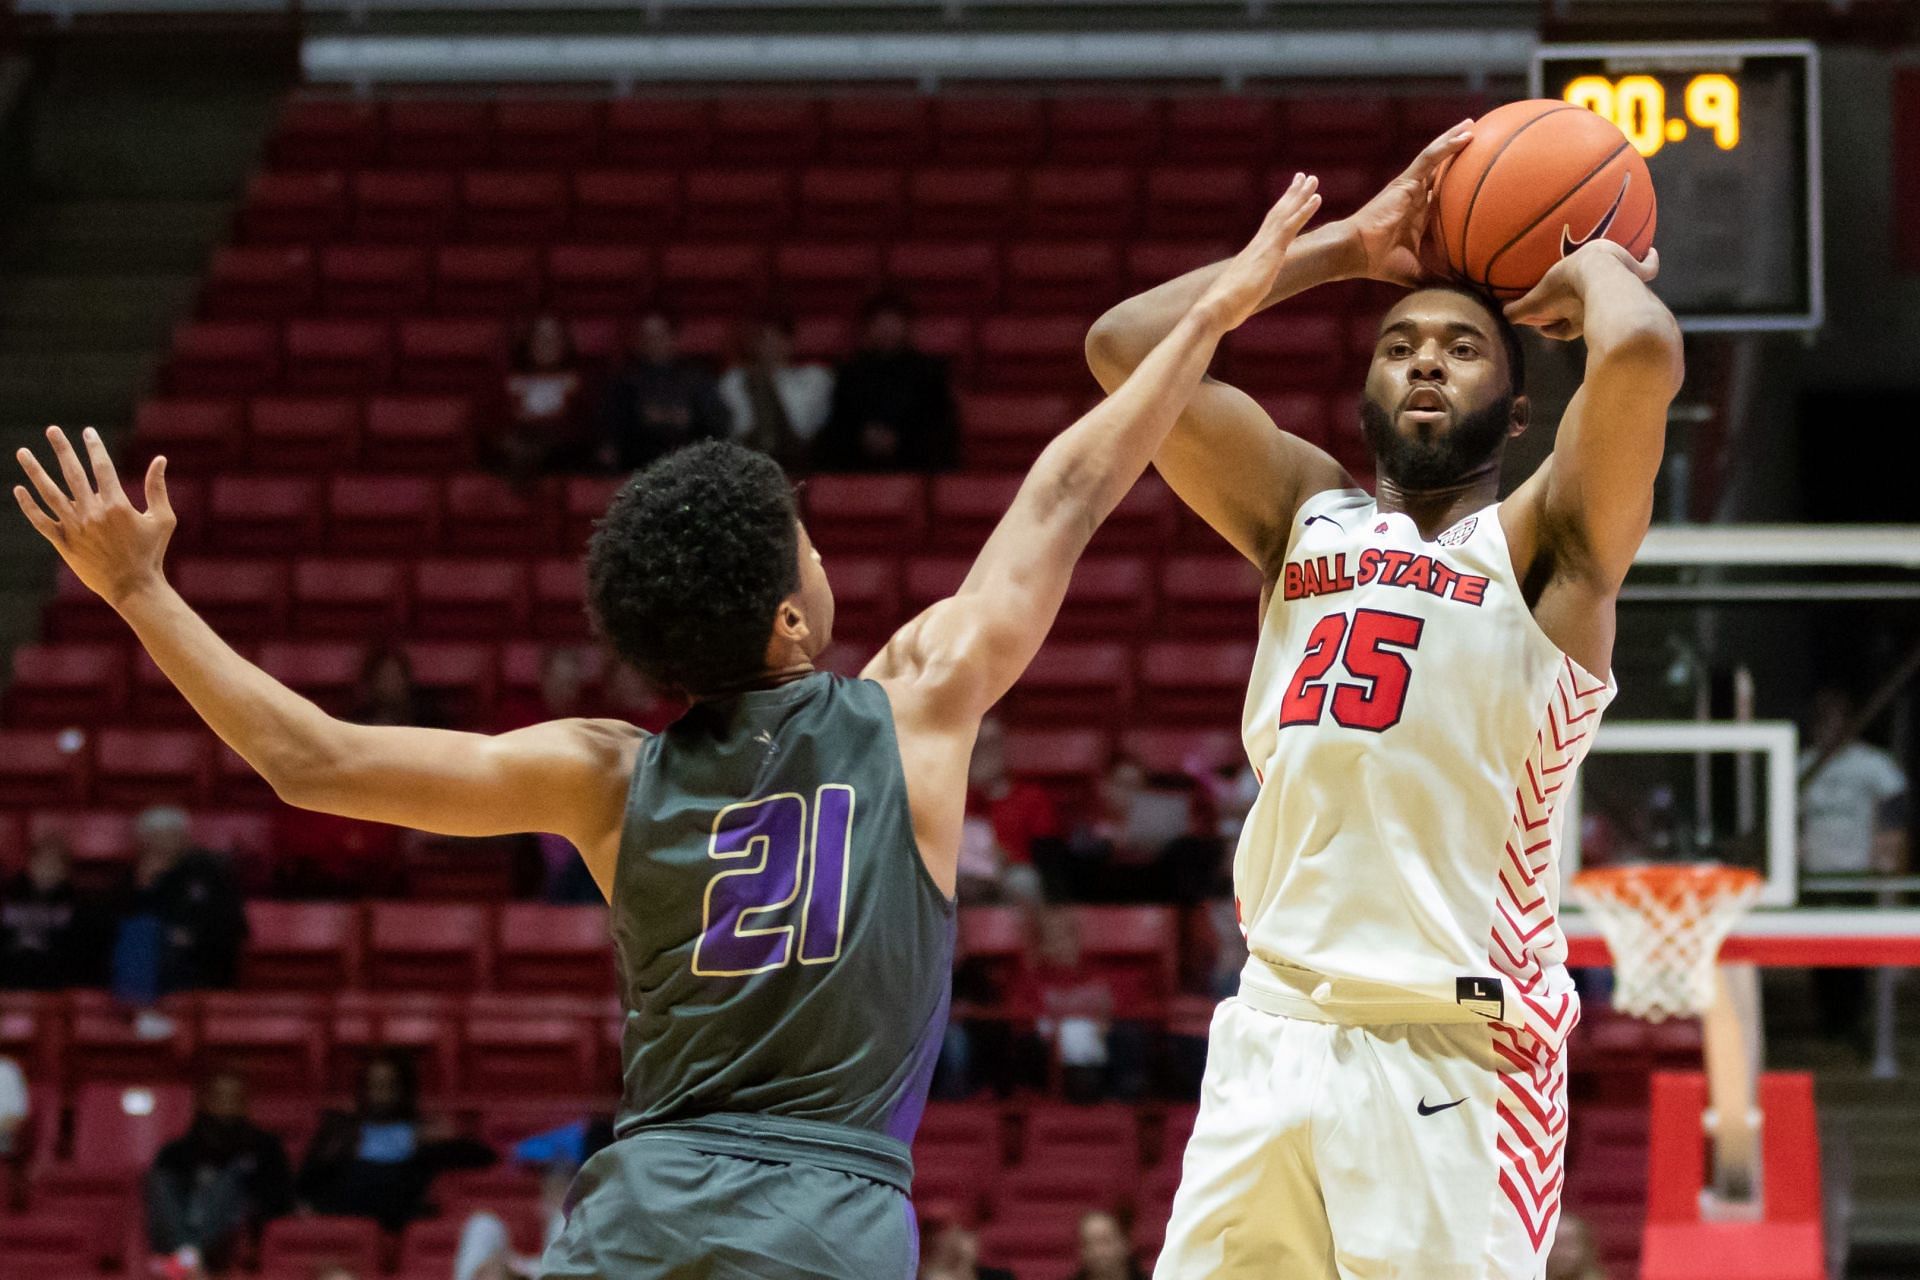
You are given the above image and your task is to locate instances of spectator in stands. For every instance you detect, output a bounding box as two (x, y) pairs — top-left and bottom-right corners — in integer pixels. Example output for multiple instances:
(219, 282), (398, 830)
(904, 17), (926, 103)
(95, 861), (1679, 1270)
(957, 716), (1053, 905)
(296, 1050), (490, 1232)
(311, 1267), (360, 1280)
(350, 644), (446, 729)
(493, 313), (593, 484)
(109, 807), (246, 1005)
(1011, 907), (1126, 1103)
(1, 831), (101, 989)
(0, 1051), (27, 1208)
(1065, 1209), (1146, 1280)
(817, 293), (960, 472)
(1798, 685), (1910, 1053)
(1052, 757), (1219, 904)
(493, 646), (597, 733)
(917, 1212), (1014, 1280)
(1544, 1213), (1607, 1280)
(719, 313), (834, 472)
(146, 1069), (293, 1274)
(599, 310), (730, 471)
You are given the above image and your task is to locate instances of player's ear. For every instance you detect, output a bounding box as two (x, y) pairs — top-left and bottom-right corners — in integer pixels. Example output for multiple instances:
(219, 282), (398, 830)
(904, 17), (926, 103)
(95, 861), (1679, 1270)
(1509, 394), (1531, 438)
(773, 597), (810, 643)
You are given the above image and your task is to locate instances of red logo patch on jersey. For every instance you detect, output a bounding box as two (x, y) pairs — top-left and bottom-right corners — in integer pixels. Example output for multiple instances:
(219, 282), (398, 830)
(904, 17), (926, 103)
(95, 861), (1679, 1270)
(1374, 521), (1390, 534)
(1437, 516), (1477, 547)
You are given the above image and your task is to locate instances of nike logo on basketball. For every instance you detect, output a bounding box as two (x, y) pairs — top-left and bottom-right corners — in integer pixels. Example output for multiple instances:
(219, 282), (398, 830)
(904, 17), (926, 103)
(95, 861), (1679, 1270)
(1417, 1097), (1466, 1116)
(1560, 173), (1632, 259)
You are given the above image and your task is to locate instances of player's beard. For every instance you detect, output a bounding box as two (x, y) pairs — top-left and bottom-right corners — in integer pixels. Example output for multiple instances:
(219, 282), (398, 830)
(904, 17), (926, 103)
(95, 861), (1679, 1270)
(1359, 392), (1513, 490)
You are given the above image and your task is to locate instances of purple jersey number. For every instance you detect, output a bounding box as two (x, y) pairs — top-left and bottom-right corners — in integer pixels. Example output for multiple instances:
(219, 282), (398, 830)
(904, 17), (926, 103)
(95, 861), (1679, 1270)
(692, 785), (855, 977)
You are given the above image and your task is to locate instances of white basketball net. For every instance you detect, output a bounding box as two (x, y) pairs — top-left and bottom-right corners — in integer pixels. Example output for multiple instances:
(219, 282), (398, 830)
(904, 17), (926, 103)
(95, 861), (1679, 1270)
(1572, 865), (1763, 1022)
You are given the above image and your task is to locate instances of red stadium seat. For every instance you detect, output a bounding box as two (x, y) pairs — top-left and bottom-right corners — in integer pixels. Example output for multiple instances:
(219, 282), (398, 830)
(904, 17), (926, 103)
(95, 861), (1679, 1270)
(283, 318), (394, 394)
(1003, 728), (1109, 790)
(908, 167), (1020, 238)
(130, 647), (202, 727)
(1282, 95), (1396, 161)
(815, 554), (900, 643)
(27, 810), (133, 890)
(823, 97), (930, 164)
(192, 809), (276, 873)
(495, 99), (603, 168)
(934, 98), (1046, 164)
(459, 1004), (600, 1098)
(1001, 641), (1133, 727)
(246, 395), (363, 470)
(67, 995), (193, 1084)
(500, 640), (608, 695)
(603, 98), (712, 167)
(351, 170), (458, 243)
(495, 904), (614, 993)
(1024, 165), (1139, 238)
(210, 740), (277, 806)
(1021, 1101), (1141, 1169)
(1158, 555), (1263, 635)
(173, 557), (290, 638)
(974, 315), (1092, 391)
(681, 167), (794, 239)
(1222, 311), (1346, 391)
(411, 559), (530, 638)
(1049, 97), (1163, 162)
(1056, 554), (1155, 638)
(657, 243), (769, 313)
(0, 1212), (105, 1272)
(902, 555), (968, 615)
(3, 643), (128, 726)
(325, 473), (441, 552)
(562, 476), (624, 549)
(396, 318), (505, 393)
(260, 1216), (384, 1277)
(1139, 641), (1256, 723)
(1397, 93), (1491, 148)
(1003, 241), (1122, 313)
(774, 242), (885, 313)
(546, 244), (653, 314)
(442, 473), (562, 553)
(256, 642), (365, 714)
(196, 1002), (328, 1095)
(384, 100), (493, 169)
(570, 170), (680, 243)
(461, 170), (570, 242)
(320, 244), (431, 315)
(132, 397), (245, 471)
(957, 392), (1073, 470)
(42, 563), (122, 641)
(272, 99), (381, 170)
(434, 245), (542, 314)
(926, 474), (1021, 551)
(362, 394), (476, 470)
(979, 1216), (1086, 1274)
(329, 992), (459, 1095)
(1143, 166), (1257, 238)
(206, 475), (323, 553)
(1119, 727), (1242, 778)
(405, 642), (498, 727)
(885, 241), (1000, 313)
(531, 557), (590, 640)
(91, 729), (212, 807)
(290, 557), (408, 638)
(203, 245), (317, 319)
(801, 474), (927, 553)
(1124, 240), (1235, 291)
(1076, 905), (1179, 1004)
(710, 99), (821, 164)
(243, 901), (364, 991)
(0, 730), (88, 806)
(166, 321), (280, 396)
(796, 166), (907, 239)
(366, 903), (493, 992)
(1252, 390), (1333, 449)
(1165, 96), (1279, 164)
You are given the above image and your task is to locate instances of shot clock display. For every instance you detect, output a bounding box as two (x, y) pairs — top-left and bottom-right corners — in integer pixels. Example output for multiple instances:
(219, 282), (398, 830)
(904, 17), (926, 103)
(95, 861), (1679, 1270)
(1533, 42), (1821, 331)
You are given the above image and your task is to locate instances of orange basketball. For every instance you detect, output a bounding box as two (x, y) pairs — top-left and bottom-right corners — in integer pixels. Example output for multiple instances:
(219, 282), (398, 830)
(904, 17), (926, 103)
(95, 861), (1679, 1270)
(1433, 98), (1657, 300)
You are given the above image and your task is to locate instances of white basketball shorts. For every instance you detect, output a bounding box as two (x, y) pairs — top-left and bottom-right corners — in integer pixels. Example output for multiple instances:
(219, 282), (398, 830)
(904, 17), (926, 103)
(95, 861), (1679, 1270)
(1153, 996), (1568, 1280)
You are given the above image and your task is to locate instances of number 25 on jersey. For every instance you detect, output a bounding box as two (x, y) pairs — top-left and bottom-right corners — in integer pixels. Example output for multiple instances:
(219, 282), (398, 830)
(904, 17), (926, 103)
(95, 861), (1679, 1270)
(693, 786), (854, 977)
(1279, 608), (1426, 732)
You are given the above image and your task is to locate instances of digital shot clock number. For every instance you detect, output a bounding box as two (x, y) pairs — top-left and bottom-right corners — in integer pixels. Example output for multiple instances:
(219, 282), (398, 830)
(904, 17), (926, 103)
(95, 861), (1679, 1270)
(1533, 42), (1822, 331)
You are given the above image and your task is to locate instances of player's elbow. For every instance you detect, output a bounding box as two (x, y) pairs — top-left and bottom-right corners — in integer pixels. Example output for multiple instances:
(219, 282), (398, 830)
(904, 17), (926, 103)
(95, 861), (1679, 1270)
(1085, 308), (1140, 391)
(1604, 313), (1685, 396)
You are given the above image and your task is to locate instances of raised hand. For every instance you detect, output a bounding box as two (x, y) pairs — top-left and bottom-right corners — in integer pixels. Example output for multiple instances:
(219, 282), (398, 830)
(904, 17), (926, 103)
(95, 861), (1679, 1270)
(1503, 240), (1661, 342)
(1196, 172), (1323, 331)
(1340, 120), (1475, 286)
(13, 426), (176, 607)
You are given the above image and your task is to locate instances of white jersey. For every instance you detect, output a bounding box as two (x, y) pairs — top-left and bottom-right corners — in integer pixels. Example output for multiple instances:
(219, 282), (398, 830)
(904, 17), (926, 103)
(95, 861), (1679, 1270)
(1233, 488), (1614, 1053)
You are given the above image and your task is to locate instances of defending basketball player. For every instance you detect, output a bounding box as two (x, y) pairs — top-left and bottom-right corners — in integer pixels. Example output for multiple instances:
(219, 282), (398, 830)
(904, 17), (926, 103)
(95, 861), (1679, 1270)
(1087, 125), (1680, 1278)
(14, 178), (1323, 1280)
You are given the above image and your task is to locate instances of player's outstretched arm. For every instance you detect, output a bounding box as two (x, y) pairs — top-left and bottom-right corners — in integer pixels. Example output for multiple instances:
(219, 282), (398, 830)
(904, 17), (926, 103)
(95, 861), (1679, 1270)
(11, 428), (635, 863)
(1502, 242), (1683, 587)
(1085, 121), (1473, 573)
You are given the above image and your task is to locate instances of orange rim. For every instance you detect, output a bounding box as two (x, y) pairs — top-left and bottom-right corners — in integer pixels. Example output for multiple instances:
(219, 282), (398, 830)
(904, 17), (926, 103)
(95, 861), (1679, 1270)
(1573, 863), (1763, 910)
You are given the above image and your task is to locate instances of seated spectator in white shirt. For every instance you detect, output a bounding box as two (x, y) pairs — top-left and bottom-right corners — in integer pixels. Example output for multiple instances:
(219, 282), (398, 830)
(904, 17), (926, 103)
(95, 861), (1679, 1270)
(718, 314), (834, 473)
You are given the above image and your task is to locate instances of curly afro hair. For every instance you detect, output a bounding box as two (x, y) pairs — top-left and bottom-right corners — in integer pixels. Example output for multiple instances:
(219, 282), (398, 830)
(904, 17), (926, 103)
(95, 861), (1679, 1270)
(586, 441), (801, 697)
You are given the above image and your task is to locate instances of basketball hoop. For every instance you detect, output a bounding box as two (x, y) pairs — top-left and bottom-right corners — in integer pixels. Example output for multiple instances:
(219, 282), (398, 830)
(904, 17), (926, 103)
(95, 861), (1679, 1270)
(1571, 864), (1764, 1022)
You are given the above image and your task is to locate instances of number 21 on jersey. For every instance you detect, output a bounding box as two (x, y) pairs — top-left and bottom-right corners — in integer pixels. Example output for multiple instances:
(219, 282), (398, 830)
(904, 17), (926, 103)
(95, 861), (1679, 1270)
(693, 786), (854, 977)
(1279, 608), (1426, 732)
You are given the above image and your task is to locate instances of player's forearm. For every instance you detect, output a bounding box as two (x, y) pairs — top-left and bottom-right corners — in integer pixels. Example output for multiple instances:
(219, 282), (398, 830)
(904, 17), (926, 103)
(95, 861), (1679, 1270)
(1573, 254), (1684, 388)
(1086, 222), (1360, 386)
(113, 578), (341, 796)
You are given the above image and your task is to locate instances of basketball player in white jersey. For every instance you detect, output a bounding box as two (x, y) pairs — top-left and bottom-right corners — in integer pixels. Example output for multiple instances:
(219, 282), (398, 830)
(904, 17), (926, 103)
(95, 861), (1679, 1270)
(1088, 124), (1679, 1279)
